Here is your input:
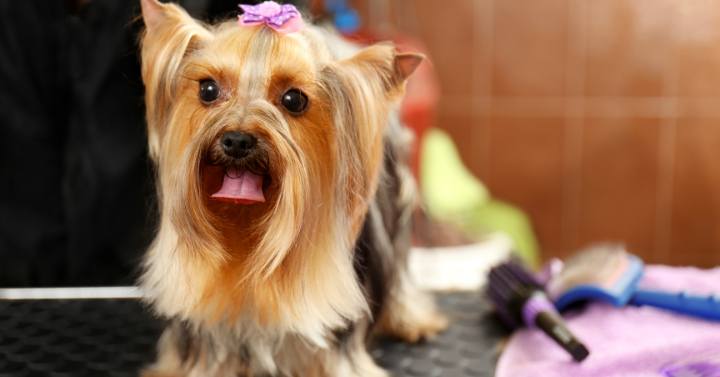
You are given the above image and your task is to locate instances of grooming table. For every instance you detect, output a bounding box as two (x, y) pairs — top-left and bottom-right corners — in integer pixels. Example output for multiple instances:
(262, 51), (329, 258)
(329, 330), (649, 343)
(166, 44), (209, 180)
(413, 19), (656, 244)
(0, 290), (504, 377)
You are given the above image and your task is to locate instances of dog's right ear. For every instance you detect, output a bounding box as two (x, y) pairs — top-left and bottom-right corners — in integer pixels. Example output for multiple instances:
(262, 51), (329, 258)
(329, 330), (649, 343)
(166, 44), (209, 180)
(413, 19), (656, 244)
(140, 0), (211, 160)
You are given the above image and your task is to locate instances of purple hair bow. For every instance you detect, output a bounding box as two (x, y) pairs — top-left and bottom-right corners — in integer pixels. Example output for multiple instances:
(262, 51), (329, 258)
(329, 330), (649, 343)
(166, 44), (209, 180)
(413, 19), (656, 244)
(238, 1), (304, 34)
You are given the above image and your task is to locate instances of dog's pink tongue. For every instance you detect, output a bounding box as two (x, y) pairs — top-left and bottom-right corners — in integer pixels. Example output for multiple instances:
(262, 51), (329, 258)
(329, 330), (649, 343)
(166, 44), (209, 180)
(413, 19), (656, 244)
(211, 167), (265, 204)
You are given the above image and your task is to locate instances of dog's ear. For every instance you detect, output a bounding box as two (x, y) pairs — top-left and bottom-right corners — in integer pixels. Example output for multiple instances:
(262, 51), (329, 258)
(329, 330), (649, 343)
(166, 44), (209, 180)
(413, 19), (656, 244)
(394, 52), (424, 82)
(342, 43), (425, 96)
(140, 0), (211, 160)
(140, 0), (166, 31)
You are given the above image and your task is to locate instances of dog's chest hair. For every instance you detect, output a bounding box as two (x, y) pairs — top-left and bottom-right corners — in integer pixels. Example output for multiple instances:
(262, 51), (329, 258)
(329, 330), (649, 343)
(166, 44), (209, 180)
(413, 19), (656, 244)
(168, 318), (322, 376)
(160, 120), (414, 376)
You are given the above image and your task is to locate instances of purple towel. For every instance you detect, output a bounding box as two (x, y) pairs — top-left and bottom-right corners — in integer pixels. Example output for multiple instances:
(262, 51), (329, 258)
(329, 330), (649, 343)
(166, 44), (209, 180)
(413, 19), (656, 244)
(496, 266), (720, 377)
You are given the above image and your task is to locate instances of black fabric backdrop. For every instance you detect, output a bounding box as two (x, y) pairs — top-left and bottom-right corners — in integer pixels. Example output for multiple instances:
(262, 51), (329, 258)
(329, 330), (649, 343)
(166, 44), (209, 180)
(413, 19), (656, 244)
(0, 0), (306, 286)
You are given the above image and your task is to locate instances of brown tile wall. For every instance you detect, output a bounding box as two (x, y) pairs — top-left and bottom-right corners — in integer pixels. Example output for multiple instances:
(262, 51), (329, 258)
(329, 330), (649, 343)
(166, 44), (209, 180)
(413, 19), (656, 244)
(351, 0), (720, 267)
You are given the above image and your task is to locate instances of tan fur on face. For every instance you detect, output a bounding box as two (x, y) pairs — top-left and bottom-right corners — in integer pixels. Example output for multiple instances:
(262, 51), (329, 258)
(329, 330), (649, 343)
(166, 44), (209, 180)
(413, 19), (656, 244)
(139, 0), (421, 352)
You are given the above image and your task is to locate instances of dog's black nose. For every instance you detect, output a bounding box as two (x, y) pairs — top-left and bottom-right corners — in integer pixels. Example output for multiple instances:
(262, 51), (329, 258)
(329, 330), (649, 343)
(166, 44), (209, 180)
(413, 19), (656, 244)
(221, 131), (257, 158)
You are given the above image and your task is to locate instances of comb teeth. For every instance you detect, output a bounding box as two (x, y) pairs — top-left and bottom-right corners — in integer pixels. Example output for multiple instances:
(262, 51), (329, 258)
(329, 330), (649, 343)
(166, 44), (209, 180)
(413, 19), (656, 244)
(487, 260), (542, 328)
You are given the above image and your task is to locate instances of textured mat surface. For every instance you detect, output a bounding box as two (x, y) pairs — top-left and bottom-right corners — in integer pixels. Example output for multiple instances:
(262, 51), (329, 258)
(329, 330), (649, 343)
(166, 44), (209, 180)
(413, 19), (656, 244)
(0, 293), (504, 377)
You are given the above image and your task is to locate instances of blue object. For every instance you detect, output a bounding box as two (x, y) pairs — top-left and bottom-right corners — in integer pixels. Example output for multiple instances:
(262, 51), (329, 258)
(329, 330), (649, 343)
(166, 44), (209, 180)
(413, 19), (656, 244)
(324, 0), (360, 33)
(333, 9), (360, 33)
(553, 252), (720, 321)
(631, 289), (720, 321)
(554, 254), (645, 310)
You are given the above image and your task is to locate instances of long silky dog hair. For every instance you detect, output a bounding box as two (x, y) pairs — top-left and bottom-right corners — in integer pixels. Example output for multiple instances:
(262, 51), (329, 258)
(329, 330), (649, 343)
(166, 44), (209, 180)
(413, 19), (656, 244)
(139, 1), (445, 375)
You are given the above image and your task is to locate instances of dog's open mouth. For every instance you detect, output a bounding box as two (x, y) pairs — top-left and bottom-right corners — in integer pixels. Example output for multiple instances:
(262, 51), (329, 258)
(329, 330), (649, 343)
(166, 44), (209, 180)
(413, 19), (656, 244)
(211, 167), (266, 205)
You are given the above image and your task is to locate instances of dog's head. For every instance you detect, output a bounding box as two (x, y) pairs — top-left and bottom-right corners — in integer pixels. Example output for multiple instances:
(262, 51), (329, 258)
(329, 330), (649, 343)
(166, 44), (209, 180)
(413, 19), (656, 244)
(140, 0), (422, 335)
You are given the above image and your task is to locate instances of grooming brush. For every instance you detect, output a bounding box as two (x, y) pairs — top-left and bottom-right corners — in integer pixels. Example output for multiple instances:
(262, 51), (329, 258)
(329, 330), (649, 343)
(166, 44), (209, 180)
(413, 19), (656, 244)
(488, 260), (590, 362)
(547, 244), (720, 321)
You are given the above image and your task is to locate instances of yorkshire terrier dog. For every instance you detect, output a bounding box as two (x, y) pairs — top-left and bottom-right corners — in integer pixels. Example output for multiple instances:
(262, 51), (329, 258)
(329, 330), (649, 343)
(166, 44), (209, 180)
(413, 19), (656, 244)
(139, 0), (446, 375)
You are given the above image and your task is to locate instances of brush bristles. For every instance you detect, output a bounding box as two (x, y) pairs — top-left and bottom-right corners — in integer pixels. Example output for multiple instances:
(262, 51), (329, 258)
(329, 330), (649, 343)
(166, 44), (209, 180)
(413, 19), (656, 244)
(487, 260), (542, 328)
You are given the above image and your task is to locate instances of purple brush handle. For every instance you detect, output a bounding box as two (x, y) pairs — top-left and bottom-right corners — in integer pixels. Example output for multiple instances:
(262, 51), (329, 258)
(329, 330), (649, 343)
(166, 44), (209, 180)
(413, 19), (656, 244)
(522, 292), (557, 327)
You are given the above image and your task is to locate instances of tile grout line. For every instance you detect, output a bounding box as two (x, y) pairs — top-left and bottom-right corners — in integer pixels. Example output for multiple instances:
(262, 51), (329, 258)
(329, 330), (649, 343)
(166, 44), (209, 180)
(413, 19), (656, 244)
(472, 0), (495, 180)
(484, 0), (495, 180)
(651, 7), (680, 265)
(655, 115), (676, 263)
(446, 96), (720, 118)
(655, 27), (678, 263)
(560, 0), (586, 257)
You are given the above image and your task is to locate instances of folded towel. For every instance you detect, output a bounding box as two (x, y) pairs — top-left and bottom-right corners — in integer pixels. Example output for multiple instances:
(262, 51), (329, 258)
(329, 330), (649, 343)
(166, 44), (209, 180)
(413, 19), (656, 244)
(496, 265), (720, 377)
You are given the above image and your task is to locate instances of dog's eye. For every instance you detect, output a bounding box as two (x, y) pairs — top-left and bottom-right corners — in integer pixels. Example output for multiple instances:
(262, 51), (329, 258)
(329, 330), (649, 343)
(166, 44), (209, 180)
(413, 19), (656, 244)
(280, 88), (308, 115)
(199, 79), (220, 103)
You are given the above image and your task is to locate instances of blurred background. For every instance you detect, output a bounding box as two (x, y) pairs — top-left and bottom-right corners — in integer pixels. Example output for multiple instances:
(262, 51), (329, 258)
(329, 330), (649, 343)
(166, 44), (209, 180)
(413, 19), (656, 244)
(350, 0), (720, 268)
(1, 0), (718, 287)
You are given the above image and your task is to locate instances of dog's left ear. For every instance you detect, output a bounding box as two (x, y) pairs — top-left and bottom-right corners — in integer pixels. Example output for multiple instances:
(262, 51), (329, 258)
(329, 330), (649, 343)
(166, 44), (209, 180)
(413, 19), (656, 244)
(344, 43), (425, 95)
(394, 51), (425, 82)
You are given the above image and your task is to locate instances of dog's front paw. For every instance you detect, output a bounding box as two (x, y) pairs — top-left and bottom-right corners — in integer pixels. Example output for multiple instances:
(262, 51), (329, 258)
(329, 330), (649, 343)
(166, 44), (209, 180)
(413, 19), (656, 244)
(377, 295), (449, 344)
(392, 310), (449, 343)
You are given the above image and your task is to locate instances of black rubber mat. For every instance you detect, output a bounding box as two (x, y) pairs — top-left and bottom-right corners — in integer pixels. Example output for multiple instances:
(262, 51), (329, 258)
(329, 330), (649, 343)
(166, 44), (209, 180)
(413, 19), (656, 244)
(0, 293), (504, 377)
